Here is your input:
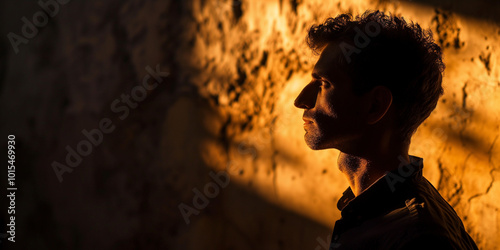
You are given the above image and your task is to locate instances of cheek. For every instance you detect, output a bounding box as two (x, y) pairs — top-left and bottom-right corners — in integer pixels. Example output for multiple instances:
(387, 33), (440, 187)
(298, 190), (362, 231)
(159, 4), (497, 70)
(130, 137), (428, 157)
(322, 91), (365, 124)
(310, 93), (340, 128)
(320, 91), (342, 118)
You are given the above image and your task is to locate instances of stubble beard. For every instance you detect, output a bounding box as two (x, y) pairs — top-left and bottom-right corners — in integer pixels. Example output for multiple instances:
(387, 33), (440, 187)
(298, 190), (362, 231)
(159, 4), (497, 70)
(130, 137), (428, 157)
(304, 127), (324, 150)
(304, 119), (336, 150)
(303, 108), (339, 150)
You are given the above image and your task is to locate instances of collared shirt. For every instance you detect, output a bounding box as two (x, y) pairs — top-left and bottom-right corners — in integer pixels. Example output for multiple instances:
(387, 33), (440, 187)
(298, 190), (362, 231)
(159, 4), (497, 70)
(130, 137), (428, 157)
(329, 156), (478, 250)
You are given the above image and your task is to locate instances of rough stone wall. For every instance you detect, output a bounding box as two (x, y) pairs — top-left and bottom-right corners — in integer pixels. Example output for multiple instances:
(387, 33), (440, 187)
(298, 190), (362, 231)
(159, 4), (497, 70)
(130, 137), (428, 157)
(0, 0), (499, 249)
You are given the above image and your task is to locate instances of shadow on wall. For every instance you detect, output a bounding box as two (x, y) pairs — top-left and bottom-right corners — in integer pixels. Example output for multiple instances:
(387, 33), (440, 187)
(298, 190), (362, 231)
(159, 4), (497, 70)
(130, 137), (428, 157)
(174, 162), (333, 250)
(142, 93), (334, 250)
(1, 0), (499, 249)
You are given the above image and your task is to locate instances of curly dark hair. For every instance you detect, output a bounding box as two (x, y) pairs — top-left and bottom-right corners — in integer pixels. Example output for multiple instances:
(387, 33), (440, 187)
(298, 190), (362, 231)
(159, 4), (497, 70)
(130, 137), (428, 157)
(307, 10), (444, 143)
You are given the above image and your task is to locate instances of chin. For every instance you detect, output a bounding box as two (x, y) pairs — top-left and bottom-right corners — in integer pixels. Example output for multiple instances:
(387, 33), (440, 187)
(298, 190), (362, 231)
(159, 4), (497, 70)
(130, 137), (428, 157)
(304, 133), (331, 150)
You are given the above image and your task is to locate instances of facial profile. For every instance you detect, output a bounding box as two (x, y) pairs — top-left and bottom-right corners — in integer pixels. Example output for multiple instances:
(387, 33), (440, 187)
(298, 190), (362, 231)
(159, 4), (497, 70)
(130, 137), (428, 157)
(295, 42), (368, 151)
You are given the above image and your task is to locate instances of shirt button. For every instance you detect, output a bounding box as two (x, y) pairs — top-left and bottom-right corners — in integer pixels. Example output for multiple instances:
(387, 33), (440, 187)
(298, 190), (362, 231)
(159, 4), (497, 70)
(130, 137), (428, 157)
(333, 235), (339, 241)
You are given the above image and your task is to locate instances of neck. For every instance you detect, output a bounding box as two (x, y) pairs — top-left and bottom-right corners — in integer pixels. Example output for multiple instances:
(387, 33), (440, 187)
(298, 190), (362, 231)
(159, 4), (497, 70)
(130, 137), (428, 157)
(337, 143), (410, 196)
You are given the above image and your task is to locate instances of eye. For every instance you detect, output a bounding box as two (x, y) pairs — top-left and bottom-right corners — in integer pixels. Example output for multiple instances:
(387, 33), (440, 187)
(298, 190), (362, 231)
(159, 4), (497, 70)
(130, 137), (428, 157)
(320, 80), (330, 88)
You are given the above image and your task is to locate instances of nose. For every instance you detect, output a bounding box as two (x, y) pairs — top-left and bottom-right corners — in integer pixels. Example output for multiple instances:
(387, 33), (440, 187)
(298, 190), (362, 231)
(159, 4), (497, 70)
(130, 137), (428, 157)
(294, 82), (318, 109)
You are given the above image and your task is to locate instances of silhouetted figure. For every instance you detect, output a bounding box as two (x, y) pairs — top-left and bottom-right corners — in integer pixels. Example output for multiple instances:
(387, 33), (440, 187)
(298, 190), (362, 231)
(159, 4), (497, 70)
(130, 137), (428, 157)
(294, 11), (478, 250)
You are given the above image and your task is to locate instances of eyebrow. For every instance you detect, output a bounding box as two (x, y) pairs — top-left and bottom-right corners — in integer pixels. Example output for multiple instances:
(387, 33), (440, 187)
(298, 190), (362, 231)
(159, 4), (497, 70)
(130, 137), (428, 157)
(312, 72), (331, 82)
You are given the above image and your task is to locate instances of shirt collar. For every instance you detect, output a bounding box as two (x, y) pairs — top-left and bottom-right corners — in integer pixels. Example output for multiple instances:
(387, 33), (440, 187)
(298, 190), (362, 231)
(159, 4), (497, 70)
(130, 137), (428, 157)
(336, 155), (424, 219)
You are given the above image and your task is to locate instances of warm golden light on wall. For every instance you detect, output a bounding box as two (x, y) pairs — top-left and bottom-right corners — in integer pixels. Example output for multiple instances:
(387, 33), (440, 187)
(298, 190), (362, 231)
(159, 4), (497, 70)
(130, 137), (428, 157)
(192, 0), (500, 249)
(5, 0), (498, 249)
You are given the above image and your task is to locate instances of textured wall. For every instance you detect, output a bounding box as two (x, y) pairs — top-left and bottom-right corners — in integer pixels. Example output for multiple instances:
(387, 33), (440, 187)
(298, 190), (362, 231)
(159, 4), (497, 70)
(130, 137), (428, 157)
(1, 0), (499, 249)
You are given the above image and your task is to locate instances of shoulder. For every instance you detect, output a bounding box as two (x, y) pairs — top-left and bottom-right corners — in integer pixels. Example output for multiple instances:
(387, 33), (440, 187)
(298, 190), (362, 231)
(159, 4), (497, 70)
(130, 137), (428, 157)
(407, 177), (464, 229)
(398, 179), (478, 250)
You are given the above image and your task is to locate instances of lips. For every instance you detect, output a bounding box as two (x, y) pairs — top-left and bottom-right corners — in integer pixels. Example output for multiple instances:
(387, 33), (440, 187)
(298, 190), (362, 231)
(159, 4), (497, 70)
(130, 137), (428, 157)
(303, 117), (313, 125)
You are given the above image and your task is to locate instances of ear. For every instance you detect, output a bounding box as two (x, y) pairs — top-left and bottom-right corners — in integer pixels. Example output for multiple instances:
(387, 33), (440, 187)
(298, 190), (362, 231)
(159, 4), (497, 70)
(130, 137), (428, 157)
(366, 86), (392, 125)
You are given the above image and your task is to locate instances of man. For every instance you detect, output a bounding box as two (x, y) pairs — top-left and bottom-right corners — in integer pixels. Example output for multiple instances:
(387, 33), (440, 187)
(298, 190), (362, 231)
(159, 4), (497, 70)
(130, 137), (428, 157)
(294, 11), (478, 249)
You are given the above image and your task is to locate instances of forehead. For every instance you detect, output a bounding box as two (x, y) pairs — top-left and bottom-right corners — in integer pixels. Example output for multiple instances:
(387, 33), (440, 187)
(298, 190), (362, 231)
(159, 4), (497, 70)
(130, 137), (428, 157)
(313, 42), (352, 84)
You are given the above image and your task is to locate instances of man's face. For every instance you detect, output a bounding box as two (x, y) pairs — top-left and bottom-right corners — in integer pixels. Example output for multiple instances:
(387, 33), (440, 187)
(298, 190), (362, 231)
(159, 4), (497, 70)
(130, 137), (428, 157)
(294, 42), (369, 151)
